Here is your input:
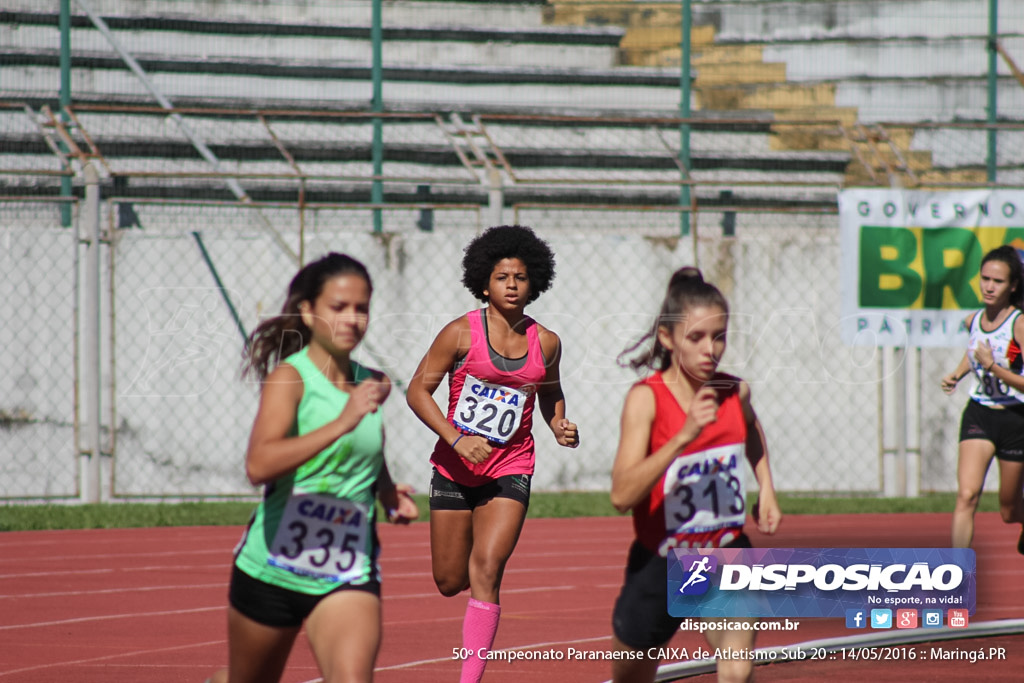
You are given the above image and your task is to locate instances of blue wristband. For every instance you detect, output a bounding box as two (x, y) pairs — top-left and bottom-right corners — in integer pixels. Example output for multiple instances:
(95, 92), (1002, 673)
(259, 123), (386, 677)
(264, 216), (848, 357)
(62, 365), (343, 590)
(451, 434), (464, 449)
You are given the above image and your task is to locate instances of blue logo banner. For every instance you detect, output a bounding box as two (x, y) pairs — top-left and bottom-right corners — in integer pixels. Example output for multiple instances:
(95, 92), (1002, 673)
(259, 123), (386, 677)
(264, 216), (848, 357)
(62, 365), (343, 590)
(668, 548), (975, 618)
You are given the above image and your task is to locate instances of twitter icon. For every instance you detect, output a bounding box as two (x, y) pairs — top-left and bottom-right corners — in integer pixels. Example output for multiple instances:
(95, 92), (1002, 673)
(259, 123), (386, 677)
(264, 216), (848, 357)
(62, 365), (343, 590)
(870, 609), (892, 629)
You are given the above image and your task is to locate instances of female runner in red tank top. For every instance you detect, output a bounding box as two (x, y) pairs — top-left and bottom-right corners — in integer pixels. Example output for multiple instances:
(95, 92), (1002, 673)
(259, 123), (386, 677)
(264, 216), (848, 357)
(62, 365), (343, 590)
(609, 266), (781, 683)
(406, 225), (579, 683)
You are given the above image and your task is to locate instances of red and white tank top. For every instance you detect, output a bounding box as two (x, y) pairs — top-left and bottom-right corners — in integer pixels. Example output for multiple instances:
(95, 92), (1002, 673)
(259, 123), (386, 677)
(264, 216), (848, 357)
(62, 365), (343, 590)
(430, 309), (547, 485)
(632, 372), (748, 556)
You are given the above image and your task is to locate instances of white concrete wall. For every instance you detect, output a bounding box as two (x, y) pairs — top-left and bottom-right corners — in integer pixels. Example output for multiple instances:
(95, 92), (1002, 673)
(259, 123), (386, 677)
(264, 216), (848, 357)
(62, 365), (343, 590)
(0, 222), (79, 500)
(0, 204), (972, 499)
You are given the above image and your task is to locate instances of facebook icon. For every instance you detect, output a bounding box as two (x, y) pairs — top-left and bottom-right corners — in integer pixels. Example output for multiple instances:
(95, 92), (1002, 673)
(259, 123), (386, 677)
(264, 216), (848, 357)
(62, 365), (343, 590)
(845, 609), (866, 629)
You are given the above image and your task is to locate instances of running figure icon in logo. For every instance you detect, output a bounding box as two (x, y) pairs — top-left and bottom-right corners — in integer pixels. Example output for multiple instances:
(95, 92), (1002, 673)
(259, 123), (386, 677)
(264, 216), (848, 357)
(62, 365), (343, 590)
(678, 555), (717, 595)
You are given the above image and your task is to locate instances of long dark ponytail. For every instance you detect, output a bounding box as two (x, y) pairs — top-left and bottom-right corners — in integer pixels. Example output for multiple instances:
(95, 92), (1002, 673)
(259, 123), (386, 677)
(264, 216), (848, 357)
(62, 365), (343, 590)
(243, 253), (372, 381)
(619, 266), (729, 372)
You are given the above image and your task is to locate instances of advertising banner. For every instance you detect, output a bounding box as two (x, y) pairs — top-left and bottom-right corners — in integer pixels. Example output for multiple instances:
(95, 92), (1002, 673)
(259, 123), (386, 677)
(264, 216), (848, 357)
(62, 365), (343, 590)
(839, 190), (1024, 347)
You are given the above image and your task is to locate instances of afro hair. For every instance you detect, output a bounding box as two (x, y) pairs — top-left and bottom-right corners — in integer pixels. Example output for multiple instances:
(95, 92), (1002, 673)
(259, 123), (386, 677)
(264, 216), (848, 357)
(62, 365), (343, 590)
(461, 225), (556, 303)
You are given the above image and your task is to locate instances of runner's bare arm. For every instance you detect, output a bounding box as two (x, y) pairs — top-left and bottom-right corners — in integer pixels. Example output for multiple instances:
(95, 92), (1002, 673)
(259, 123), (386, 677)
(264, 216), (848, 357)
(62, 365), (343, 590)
(739, 381), (781, 535)
(610, 384), (716, 513)
(246, 364), (383, 485)
(406, 316), (471, 448)
(973, 314), (1024, 393)
(536, 328), (578, 448)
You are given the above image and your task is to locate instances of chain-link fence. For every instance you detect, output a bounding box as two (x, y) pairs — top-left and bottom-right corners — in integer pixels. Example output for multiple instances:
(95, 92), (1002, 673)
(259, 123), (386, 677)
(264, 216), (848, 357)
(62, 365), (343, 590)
(104, 200), (486, 499)
(0, 198), (80, 500)
(0, 187), (974, 502)
(3, 0), (1023, 501)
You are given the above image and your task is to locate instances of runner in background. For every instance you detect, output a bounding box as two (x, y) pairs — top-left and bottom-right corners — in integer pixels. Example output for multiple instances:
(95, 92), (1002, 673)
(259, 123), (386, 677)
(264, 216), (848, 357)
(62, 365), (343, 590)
(206, 252), (418, 683)
(406, 225), (579, 683)
(609, 266), (781, 683)
(941, 244), (1024, 553)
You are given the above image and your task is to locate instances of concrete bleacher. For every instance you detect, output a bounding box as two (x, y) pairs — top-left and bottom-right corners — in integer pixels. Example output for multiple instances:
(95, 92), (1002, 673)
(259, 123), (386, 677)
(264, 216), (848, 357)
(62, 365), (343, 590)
(549, 0), (1024, 121)
(12, 0), (1017, 208)
(1, 0), (856, 211)
(1, 103), (847, 211)
(546, 0), (1024, 187)
(3, 10), (623, 70)
(709, 3), (1024, 125)
(2, 2), (662, 113)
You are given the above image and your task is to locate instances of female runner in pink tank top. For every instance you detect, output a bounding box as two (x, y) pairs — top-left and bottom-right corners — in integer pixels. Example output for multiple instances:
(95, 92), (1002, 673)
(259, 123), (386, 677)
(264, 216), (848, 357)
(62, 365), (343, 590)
(406, 225), (579, 683)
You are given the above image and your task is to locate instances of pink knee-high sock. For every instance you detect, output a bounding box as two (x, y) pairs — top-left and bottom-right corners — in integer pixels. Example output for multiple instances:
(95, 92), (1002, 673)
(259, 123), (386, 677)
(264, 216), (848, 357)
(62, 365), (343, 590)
(460, 598), (501, 683)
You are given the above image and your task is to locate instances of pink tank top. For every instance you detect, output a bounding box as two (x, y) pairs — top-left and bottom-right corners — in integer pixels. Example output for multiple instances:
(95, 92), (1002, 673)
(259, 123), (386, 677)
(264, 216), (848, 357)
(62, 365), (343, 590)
(430, 309), (548, 485)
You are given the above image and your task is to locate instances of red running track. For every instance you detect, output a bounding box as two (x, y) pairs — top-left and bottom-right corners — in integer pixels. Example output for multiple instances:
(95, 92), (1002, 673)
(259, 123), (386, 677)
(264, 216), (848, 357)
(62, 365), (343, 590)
(0, 512), (1021, 682)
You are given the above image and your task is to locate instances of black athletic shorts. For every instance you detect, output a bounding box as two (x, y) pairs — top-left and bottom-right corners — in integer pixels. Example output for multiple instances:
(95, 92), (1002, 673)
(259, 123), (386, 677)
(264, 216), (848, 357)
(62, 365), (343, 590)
(612, 534), (751, 650)
(228, 564), (380, 628)
(959, 400), (1024, 462)
(428, 468), (531, 511)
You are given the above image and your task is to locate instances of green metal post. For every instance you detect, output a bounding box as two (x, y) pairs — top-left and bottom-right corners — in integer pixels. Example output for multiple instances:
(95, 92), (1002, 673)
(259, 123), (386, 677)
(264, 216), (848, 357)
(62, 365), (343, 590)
(679, 0), (692, 236)
(987, 0), (998, 183)
(60, 0), (72, 226)
(371, 0), (384, 233)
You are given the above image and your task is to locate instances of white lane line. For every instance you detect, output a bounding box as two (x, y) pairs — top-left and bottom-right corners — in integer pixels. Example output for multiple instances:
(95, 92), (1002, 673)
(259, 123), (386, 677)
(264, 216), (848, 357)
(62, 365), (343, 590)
(0, 583), (226, 600)
(0, 638), (226, 678)
(371, 634), (611, 673)
(0, 548), (231, 565)
(0, 564), (226, 580)
(386, 564), (622, 580)
(0, 605), (221, 630)
(383, 584), (577, 601)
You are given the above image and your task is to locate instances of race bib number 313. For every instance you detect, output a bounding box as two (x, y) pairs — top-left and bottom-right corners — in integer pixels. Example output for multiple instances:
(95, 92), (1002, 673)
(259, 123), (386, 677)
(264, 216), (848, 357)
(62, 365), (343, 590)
(664, 444), (746, 535)
(453, 374), (527, 444)
(268, 493), (370, 583)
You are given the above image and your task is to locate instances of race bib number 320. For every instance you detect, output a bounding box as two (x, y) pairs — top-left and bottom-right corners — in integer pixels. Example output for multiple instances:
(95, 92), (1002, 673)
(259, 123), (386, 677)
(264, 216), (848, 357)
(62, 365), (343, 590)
(664, 443), (746, 535)
(268, 493), (369, 583)
(453, 374), (527, 444)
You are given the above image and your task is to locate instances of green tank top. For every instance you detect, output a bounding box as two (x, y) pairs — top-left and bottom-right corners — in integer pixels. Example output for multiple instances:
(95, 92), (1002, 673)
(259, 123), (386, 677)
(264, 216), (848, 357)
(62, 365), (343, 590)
(233, 347), (385, 593)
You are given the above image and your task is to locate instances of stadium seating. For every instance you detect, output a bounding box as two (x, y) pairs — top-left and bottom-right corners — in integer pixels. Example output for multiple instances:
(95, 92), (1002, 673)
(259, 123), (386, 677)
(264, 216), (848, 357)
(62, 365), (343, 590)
(545, 0), (1024, 188)
(4, 0), (1020, 209)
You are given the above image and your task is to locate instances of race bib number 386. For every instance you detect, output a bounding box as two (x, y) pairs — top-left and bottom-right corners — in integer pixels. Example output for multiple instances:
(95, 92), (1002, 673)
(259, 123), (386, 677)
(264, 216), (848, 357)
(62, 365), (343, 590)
(268, 493), (369, 583)
(664, 444), (746, 536)
(453, 373), (527, 444)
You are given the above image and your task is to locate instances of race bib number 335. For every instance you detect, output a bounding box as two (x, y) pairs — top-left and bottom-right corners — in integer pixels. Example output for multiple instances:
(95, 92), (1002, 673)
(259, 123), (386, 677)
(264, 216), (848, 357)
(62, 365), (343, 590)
(664, 444), (746, 535)
(268, 493), (370, 583)
(453, 374), (527, 444)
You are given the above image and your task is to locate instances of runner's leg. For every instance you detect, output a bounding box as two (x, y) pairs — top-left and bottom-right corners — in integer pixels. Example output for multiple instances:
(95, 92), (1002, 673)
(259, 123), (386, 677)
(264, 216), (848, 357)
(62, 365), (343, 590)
(431, 508), (473, 596)
(952, 439), (996, 547)
(306, 591), (381, 683)
(224, 606), (299, 683)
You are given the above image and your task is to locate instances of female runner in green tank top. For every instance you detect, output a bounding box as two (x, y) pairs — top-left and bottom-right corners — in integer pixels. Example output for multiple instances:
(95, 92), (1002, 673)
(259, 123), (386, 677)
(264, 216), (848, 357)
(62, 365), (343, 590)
(206, 253), (418, 683)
